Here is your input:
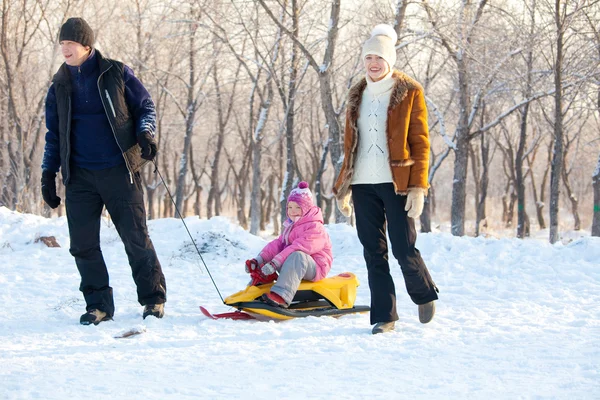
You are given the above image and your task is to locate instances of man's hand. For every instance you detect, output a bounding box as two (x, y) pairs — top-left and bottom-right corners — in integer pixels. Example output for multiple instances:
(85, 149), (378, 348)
(137, 131), (158, 161)
(41, 170), (61, 209)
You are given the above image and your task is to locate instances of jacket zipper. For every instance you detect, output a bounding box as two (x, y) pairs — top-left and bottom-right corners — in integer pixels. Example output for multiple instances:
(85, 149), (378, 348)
(97, 65), (133, 184)
(66, 97), (72, 182)
(105, 90), (117, 118)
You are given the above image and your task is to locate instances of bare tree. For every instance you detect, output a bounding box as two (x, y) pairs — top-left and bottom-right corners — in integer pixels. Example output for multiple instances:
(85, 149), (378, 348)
(548, 0), (568, 244)
(470, 122), (494, 237)
(515, 0), (537, 238)
(584, 6), (600, 236)
(206, 37), (240, 218)
(258, 0), (346, 222)
(1, 0), (53, 212)
(546, 0), (599, 243)
(278, 0), (301, 223)
(157, 5), (213, 217)
(422, 0), (555, 236)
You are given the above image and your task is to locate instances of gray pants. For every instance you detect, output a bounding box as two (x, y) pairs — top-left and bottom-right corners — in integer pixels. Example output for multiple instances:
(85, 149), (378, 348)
(271, 251), (317, 304)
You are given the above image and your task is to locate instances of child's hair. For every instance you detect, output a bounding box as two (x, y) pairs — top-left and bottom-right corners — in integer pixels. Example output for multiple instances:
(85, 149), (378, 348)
(287, 181), (315, 215)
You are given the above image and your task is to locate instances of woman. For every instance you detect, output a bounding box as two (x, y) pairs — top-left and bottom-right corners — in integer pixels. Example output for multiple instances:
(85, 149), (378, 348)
(333, 24), (438, 334)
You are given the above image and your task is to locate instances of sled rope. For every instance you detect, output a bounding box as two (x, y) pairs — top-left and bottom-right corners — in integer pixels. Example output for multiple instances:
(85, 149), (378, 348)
(152, 160), (225, 303)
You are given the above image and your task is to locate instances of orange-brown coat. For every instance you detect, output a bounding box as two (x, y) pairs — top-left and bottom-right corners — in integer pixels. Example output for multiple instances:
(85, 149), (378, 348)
(333, 70), (430, 217)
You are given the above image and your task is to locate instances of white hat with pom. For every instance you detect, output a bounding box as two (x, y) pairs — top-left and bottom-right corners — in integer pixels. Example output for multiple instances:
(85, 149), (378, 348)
(361, 24), (398, 69)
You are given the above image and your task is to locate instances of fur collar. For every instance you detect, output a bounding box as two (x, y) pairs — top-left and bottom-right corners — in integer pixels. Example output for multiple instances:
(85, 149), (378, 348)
(347, 70), (423, 123)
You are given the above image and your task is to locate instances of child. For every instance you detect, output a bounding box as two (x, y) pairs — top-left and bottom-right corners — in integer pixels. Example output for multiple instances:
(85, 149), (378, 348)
(245, 182), (333, 308)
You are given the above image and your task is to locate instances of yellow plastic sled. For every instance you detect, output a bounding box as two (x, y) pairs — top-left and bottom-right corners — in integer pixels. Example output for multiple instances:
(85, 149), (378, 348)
(216, 272), (370, 320)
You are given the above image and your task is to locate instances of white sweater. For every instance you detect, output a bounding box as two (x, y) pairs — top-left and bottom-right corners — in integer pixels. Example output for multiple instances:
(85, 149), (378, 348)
(351, 71), (395, 185)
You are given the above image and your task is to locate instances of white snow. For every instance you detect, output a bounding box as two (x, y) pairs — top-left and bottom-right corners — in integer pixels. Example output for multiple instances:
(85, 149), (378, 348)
(1, 206), (599, 398)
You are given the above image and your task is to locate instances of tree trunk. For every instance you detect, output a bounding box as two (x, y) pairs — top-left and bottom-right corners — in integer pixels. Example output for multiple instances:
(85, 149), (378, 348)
(250, 93), (273, 234)
(264, 175), (275, 232)
(319, 75), (343, 223)
(475, 134), (490, 236)
(549, 1), (565, 244)
(175, 25), (198, 217)
(194, 186), (203, 218)
(250, 131), (263, 235)
(279, 0), (300, 223)
(528, 159), (546, 230)
(207, 46), (226, 218)
(469, 143), (481, 236)
(315, 142), (330, 213)
(393, 0), (409, 36)
(592, 153), (600, 236)
(260, 187), (267, 232)
(592, 53), (600, 236)
(450, 63), (470, 236)
(516, 0), (536, 239)
(420, 195), (432, 233)
(562, 166), (581, 231)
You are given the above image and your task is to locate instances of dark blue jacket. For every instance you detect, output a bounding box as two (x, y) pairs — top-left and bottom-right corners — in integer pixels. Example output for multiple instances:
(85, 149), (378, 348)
(42, 49), (156, 184)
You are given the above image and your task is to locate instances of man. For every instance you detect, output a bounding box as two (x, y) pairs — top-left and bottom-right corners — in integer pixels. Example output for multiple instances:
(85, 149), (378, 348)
(41, 17), (166, 325)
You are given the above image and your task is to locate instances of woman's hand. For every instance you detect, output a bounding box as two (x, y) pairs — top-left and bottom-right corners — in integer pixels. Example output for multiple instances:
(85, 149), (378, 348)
(405, 188), (426, 219)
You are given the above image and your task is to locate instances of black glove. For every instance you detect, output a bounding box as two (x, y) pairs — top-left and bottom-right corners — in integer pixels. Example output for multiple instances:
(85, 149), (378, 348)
(41, 170), (61, 209)
(137, 131), (158, 161)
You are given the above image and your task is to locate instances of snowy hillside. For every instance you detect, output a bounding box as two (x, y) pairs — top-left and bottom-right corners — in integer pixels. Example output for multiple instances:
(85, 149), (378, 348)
(1, 206), (599, 399)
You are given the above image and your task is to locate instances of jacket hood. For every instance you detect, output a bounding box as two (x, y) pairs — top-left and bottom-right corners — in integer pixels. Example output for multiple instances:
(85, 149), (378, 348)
(284, 206), (323, 228)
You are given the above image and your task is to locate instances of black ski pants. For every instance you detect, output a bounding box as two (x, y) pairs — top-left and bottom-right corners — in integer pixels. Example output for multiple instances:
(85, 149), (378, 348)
(352, 183), (438, 325)
(66, 163), (166, 317)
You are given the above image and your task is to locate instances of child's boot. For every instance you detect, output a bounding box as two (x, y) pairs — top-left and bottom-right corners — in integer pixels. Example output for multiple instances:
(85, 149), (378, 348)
(262, 292), (288, 308)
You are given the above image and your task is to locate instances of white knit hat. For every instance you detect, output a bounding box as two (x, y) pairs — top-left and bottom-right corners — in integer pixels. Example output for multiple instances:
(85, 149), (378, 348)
(361, 24), (398, 68)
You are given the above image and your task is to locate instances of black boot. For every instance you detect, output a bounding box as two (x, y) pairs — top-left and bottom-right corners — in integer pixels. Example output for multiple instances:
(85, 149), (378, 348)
(143, 303), (165, 319)
(80, 309), (111, 326)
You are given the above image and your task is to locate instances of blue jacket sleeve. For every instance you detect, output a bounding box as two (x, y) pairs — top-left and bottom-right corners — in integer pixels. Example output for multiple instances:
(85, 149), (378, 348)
(123, 65), (156, 137)
(41, 84), (61, 173)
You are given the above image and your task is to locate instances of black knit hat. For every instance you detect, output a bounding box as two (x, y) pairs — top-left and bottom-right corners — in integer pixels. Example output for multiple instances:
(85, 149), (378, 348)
(59, 18), (94, 47)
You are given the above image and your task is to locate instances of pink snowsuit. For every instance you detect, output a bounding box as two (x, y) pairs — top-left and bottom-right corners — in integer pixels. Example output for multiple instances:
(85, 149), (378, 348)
(257, 206), (332, 281)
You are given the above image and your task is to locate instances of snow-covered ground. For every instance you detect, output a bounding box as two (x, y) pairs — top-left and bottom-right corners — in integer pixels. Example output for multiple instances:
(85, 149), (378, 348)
(1, 206), (599, 399)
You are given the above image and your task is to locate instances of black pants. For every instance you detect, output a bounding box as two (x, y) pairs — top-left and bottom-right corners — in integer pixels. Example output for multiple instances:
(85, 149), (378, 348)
(66, 164), (166, 317)
(352, 183), (438, 324)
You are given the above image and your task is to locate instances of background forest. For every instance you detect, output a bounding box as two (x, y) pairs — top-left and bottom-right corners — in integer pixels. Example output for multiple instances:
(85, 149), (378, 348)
(1, 0), (599, 242)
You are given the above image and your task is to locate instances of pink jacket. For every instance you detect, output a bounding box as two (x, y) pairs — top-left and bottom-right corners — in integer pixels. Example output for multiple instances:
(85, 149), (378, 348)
(257, 206), (333, 281)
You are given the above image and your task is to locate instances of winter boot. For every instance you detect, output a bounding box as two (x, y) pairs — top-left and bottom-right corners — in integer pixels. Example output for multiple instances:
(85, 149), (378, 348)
(261, 292), (288, 308)
(80, 309), (111, 326)
(372, 321), (395, 335)
(418, 301), (436, 324)
(143, 303), (165, 319)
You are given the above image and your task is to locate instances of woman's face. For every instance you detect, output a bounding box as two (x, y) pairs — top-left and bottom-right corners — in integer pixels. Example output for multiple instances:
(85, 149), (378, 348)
(60, 40), (91, 66)
(364, 54), (390, 82)
(287, 201), (303, 220)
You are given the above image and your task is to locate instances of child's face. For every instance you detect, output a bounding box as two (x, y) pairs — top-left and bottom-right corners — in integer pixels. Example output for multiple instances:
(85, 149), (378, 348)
(287, 201), (303, 220)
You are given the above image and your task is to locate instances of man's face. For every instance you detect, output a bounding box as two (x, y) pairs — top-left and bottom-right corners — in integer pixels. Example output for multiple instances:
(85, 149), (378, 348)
(60, 40), (90, 66)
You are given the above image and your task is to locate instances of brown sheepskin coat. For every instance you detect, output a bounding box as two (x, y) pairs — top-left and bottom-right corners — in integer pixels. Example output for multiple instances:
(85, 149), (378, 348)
(332, 70), (430, 217)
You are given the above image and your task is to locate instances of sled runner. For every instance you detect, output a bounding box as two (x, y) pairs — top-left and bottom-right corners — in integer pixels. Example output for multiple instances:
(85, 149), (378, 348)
(202, 272), (370, 320)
